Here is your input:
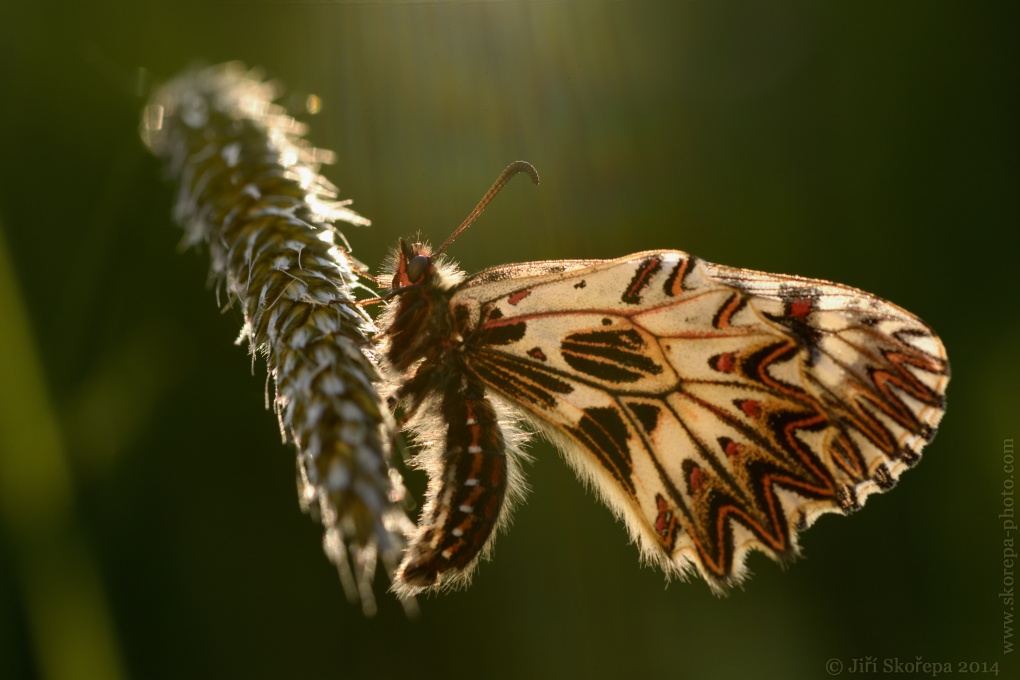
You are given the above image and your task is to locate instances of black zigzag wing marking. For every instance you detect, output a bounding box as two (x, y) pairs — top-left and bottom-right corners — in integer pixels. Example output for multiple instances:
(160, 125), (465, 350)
(662, 254), (695, 298)
(622, 256), (663, 304)
(628, 402), (662, 434)
(470, 349), (575, 409)
(560, 327), (665, 383)
(565, 406), (637, 497)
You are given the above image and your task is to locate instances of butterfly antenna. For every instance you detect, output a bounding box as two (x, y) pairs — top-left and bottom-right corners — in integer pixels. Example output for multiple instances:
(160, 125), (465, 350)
(435, 160), (540, 256)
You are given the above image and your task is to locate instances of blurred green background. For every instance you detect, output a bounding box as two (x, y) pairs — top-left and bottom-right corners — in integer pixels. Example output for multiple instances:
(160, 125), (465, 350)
(1, 1), (1017, 679)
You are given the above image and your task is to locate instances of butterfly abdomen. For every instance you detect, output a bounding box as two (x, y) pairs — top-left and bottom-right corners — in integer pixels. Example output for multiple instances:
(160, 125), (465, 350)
(396, 374), (512, 590)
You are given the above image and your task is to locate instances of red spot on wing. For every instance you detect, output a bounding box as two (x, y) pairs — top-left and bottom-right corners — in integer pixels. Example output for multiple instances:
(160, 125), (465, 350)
(722, 438), (743, 459)
(527, 347), (547, 361)
(739, 400), (763, 419)
(655, 495), (671, 532)
(788, 298), (812, 319)
(507, 289), (532, 305)
(689, 466), (705, 496)
(711, 352), (737, 373)
(653, 494), (680, 551)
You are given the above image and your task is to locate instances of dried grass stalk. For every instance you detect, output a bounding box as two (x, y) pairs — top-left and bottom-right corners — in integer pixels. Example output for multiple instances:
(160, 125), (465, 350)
(141, 62), (410, 614)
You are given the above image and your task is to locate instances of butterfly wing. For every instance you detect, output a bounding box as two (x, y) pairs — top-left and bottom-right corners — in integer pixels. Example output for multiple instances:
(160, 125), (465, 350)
(450, 250), (949, 589)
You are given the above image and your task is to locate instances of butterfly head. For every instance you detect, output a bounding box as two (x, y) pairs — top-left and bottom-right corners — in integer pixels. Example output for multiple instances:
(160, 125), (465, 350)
(392, 238), (434, 290)
(387, 237), (467, 299)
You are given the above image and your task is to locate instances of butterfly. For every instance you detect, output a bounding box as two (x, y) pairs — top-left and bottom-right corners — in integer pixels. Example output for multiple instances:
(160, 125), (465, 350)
(378, 161), (949, 596)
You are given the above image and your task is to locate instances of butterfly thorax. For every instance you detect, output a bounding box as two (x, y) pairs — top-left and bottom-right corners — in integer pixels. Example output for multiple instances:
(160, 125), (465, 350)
(384, 240), (466, 375)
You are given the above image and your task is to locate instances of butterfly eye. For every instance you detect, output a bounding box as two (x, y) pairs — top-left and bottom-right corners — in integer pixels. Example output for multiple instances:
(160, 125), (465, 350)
(405, 254), (431, 284)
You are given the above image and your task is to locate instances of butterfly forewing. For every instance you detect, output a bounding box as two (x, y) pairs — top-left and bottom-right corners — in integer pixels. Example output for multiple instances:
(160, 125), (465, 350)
(442, 250), (948, 588)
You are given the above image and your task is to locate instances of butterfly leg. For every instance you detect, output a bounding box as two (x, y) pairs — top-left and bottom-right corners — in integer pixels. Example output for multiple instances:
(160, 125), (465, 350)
(397, 377), (509, 590)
